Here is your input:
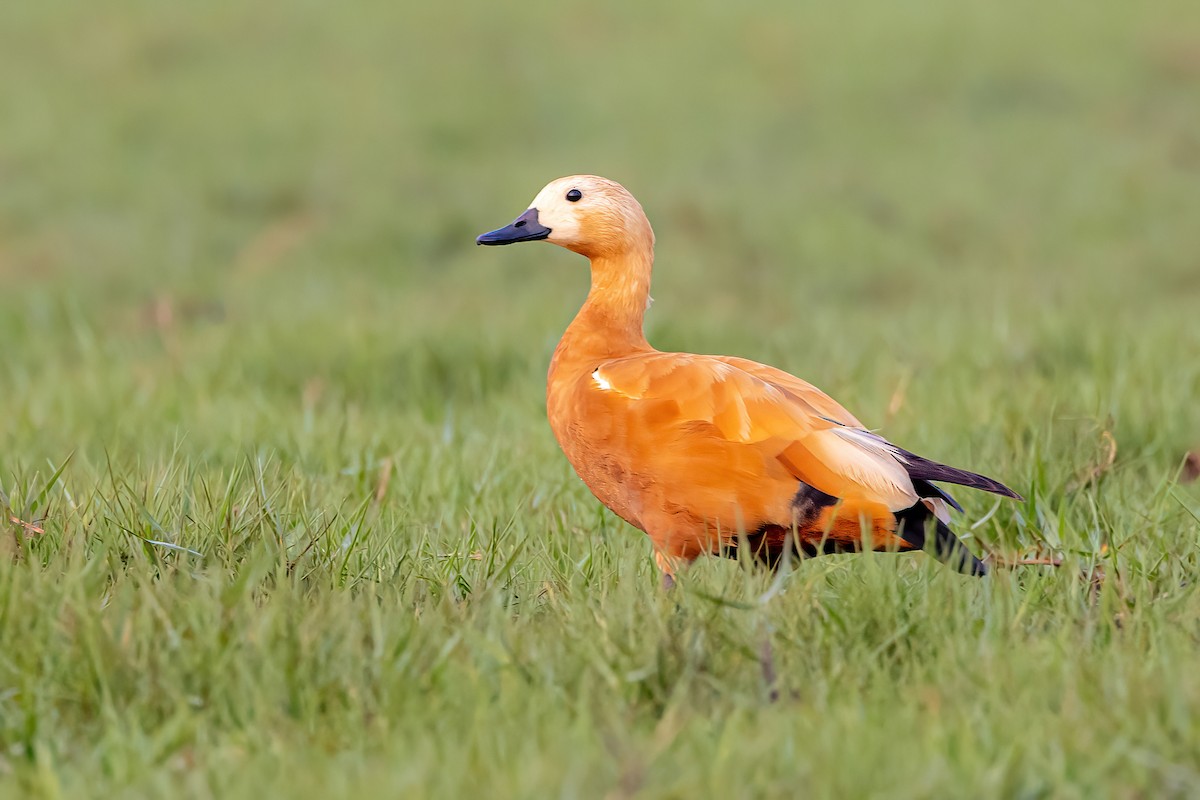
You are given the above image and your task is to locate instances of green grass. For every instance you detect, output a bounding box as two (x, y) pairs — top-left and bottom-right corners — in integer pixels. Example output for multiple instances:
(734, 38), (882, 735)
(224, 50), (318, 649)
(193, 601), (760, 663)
(3, 0), (1200, 796)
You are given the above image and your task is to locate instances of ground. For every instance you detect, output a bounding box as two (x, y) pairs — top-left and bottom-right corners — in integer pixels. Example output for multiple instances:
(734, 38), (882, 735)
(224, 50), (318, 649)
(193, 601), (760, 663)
(2, 1), (1200, 797)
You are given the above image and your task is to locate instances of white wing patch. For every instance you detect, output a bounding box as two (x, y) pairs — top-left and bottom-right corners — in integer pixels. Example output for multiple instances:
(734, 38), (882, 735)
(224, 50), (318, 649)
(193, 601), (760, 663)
(592, 369), (612, 391)
(811, 425), (918, 510)
(829, 426), (908, 463)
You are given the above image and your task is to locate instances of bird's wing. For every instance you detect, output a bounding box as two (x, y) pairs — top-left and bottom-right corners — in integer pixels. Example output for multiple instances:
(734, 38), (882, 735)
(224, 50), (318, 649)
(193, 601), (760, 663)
(590, 352), (917, 512)
(710, 355), (864, 428)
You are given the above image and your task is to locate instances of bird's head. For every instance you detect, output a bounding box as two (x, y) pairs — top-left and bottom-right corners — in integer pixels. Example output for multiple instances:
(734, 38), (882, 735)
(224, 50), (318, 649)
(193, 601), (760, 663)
(476, 175), (654, 260)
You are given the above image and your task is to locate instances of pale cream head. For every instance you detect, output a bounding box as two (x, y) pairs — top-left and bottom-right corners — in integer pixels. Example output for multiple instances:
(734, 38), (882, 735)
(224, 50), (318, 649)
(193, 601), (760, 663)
(477, 175), (655, 260)
(529, 175), (654, 258)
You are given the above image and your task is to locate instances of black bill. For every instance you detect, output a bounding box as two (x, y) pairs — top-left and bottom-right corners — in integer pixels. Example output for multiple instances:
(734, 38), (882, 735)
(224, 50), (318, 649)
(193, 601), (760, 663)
(476, 208), (551, 246)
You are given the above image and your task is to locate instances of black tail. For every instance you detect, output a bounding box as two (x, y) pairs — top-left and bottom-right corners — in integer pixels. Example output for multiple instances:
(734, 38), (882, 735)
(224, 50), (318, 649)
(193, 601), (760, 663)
(895, 447), (1023, 501)
(895, 503), (987, 577)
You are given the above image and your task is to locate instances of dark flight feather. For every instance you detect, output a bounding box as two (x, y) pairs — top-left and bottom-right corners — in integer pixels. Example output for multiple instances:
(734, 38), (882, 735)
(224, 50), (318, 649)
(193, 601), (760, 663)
(896, 447), (1023, 501)
(894, 502), (987, 576)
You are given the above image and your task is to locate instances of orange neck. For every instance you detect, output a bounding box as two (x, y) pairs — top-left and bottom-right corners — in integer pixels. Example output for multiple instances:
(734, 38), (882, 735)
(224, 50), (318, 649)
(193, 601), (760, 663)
(552, 249), (655, 374)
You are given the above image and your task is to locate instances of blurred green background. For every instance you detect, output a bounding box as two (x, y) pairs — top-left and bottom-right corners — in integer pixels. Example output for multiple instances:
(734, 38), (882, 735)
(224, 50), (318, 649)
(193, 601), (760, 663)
(2, 1), (1200, 797)
(3, 1), (1198, 459)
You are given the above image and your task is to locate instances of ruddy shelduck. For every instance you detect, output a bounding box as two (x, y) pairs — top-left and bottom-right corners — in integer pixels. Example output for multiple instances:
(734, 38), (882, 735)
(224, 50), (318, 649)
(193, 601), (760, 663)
(478, 175), (1020, 585)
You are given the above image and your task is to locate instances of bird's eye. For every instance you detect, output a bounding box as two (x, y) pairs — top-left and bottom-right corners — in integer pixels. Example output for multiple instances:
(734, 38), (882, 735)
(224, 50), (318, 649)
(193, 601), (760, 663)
(566, 189), (582, 202)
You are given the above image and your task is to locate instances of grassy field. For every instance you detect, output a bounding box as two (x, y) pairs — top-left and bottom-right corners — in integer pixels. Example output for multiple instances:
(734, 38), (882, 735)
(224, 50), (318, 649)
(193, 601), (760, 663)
(2, 0), (1200, 796)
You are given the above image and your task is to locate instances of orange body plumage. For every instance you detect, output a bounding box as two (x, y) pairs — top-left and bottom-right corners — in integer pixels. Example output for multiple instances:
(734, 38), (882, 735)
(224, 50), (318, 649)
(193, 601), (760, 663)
(479, 176), (1020, 582)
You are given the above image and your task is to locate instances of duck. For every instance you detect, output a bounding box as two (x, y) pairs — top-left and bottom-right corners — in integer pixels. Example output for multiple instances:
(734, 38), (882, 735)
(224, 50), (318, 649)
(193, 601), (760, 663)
(477, 175), (1021, 586)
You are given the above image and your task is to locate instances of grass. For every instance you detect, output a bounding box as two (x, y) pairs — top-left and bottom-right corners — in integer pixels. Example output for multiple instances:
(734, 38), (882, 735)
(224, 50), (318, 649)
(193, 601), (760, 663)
(2, 0), (1200, 796)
